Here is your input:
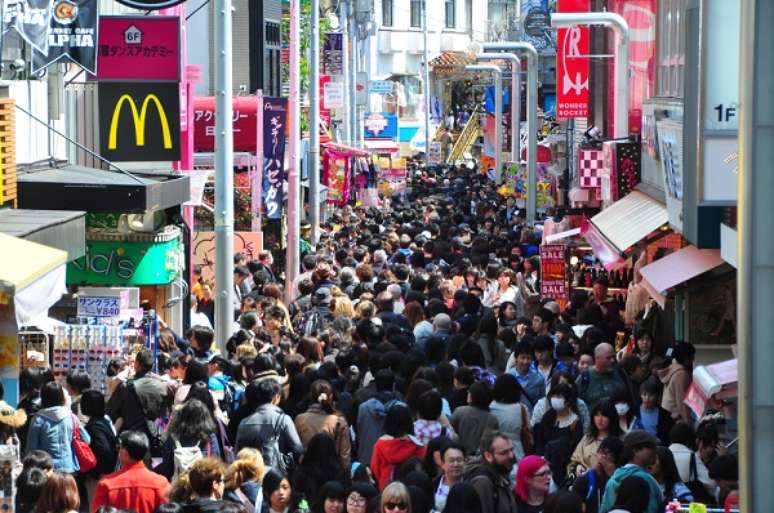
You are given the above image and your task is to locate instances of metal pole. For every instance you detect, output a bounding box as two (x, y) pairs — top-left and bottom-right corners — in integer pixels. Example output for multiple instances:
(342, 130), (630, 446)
(214, 0), (234, 354)
(475, 52), (521, 161)
(350, 19), (358, 146)
(341, 0), (351, 143)
(464, 64), (502, 181)
(310, 0), (321, 244)
(423, 0), (430, 166)
(482, 42), (538, 224)
(738, 0), (774, 511)
(286, 0), (301, 300)
(550, 12), (629, 138)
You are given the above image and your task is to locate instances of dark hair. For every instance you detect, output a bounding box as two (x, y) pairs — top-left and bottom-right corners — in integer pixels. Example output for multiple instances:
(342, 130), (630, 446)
(384, 404), (414, 437)
(374, 369), (396, 392)
(555, 341), (574, 359)
(547, 383), (574, 405)
(639, 378), (661, 397)
(183, 358), (209, 385)
(135, 349), (155, 373)
(480, 430), (510, 455)
(468, 381), (492, 410)
(441, 482), (482, 513)
(669, 422), (696, 449)
(416, 390), (443, 421)
(36, 473), (79, 513)
(309, 379), (336, 414)
(20, 367), (48, 397)
(80, 389), (106, 418)
(118, 430), (150, 461)
(22, 450), (53, 472)
(514, 340), (534, 358)
(672, 342), (696, 368)
(256, 378), (282, 405)
(453, 366), (475, 387)
(169, 398), (216, 443)
(543, 491), (584, 513)
(655, 446), (682, 493)
(492, 374), (523, 404)
(590, 401), (623, 439)
(300, 433), (343, 482)
(696, 420), (719, 446)
(66, 371), (91, 394)
(314, 481), (347, 513)
(599, 437), (625, 466)
(532, 335), (554, 353)
(534, 308), (554, 326)
(40, 382), (65, 408)
(16, 467), (47, 513)
(185, 381), (218, 413)
(612, 475), (650, 513)
(190, 325), (215, 350)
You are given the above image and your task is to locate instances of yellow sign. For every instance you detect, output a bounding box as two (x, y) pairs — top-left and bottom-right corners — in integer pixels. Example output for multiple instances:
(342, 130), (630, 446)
(107, 93), (173, 150)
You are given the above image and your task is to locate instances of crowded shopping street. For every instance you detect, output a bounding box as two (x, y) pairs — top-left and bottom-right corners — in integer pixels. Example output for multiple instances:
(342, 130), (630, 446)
(0, 0), (764, 512)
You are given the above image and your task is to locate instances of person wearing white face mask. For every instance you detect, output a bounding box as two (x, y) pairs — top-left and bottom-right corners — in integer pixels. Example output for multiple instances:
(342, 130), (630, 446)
(533, 383), (584, 488)
(611, 390), (636, 434)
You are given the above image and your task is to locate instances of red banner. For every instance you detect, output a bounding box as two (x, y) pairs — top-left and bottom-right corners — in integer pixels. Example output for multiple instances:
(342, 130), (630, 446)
(540, 244), (569, 306)
(556, 0), (590, 118)
(193, 96), (259, 152)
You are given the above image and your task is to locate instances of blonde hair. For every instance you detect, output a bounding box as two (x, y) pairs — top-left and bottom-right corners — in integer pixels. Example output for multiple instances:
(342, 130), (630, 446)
(225, 448), (266, 490)
(355, 300), (376, 319)
(380, 482), (411, 513)
(236, 343), (258, 359)
(333, 295), (356, 318)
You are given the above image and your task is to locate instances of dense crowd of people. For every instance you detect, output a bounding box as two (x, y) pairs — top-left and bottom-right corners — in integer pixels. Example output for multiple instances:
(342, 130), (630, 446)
(6, 167), (739, 513)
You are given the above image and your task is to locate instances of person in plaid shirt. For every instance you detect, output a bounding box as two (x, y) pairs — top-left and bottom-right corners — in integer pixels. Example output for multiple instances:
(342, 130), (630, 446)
(413, 390), (455, 445)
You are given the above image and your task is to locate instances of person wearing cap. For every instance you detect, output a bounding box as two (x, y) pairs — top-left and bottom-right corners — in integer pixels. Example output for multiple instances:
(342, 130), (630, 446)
(600, 430), (663, 513)
(297, 287), (336, 337)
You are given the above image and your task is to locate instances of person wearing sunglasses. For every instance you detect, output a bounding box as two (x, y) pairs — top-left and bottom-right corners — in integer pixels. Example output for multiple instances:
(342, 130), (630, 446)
(379, 482), (411, 513)
(514, 455), (552, 513)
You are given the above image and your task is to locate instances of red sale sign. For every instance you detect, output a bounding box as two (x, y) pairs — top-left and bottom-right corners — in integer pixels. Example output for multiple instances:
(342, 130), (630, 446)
(556, 0), (590, 118)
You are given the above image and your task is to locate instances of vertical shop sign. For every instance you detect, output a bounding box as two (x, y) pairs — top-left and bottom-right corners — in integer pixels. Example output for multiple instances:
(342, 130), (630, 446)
(262, 97), (287, 219)
(96, 16), (180, 81)
(32, 0), (99, 74)
(556, 0), (589, 118)
(322, 33), (343, 75)
(540, 244), (568, 305)
(2, 0), (55, 53)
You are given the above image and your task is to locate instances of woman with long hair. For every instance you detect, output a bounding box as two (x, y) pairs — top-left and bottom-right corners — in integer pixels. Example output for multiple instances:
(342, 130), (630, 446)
(261, 470), (298, 513)
(157, 398), (220, 481)
(489, 373), (530, 461)
(568, 401), (622, 479)
(472, 312), (508, 373)
(379, 482), (411, 513)
(174, 358), (210, 405)
(35, 472), (80, 513)
(293, 433), (349, 504)
(650, 446), (693, 504)
(496, 301), (519, 329)
(225, 448), (266, 512)
(514, 456), (552, 513)
(533, 383), (584, 488)
(294, 380), (352, 468)
(371, 405), (426, 491)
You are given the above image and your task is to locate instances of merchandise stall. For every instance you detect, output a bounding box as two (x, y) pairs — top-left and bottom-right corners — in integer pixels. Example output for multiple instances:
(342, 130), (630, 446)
(685, 358), (738, 445)
(322, 143), (372, 207)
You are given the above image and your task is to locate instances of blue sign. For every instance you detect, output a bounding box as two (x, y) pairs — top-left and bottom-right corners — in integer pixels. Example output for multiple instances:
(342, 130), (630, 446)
(364, 112), (398, 140)
(262, 97), (288, 219)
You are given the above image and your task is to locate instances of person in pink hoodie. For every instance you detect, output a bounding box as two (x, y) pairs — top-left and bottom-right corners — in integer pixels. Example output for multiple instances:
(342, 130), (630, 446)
(371, 405), (427, 490)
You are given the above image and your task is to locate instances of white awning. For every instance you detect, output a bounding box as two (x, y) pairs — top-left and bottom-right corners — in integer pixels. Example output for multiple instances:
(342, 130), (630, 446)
(587, 191), (668, 254)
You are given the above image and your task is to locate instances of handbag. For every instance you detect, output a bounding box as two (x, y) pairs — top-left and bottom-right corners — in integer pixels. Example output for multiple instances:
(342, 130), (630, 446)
(71, 414), (97, 473)
(519, 403), (534, 455)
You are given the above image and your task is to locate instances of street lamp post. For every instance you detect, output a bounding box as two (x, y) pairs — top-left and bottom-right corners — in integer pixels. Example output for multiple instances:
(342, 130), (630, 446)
(475, 52), (521, 161)
(310, 0), (321, 243)
(482, 42), (538, 225)
(550, 12), (630, 139)
(464, 64), (503, 182)
(423, 0), (431, 166)
(286, 0), (301, 300)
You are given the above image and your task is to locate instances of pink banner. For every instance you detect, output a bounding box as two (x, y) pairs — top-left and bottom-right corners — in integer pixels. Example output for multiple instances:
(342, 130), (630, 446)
(97, 16), (181, 81)
(557, 0), (590, 118)
(580, 217), (626, 270)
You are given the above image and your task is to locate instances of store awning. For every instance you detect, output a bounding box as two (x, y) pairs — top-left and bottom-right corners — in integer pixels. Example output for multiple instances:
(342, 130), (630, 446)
(17, 164), (190, 214)
(584, 191), (668, 260)
(685, 358), (738, 417)
(639, 245), (725, 307)
(0, 233), (68, 327)
(322, 142), (371, 157)
(364, 140), (401, 155)
(0, 209), (86, 261)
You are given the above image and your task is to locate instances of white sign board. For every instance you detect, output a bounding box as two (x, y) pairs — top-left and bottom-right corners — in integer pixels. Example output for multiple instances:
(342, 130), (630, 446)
(704, 0), (740, 131)
(702, 135), (738, 203)
(356, 72), (368, 106)
(323, 82), (344, 109)
(369, 80), (394, 94)
(77, 296), (121, 317)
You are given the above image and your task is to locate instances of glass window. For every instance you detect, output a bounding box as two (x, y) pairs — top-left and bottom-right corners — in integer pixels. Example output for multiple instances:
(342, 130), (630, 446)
(465, 0), (472, 33)
(382, 0), (393, 27)
(445, 0), (455, 29)
(657, 0), (686, 98)
(410, 0), (422, 28)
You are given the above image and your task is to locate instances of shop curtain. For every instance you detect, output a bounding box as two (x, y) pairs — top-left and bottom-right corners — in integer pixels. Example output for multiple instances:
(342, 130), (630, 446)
(323, 148), (352, 207)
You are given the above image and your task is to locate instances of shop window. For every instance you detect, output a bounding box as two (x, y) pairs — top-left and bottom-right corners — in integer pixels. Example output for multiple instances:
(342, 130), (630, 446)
(445, 0), (456, 29)
(382, 0), (393, 27)
(410, 0), (422, 28)
(657, 0), (686, 98)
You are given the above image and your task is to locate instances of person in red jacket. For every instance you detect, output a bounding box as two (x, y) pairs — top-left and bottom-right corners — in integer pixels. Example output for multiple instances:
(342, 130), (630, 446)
(91, 430), (170, 513)
(371, 404), (427, 490)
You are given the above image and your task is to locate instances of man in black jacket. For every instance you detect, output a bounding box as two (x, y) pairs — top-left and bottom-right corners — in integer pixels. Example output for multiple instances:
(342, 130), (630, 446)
(465, 431), (517, 513)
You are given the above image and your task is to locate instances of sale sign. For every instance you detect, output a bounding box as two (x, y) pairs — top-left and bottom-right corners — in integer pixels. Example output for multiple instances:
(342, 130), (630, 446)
(556, 0), (590, 118)
(540, 244), (568, 306)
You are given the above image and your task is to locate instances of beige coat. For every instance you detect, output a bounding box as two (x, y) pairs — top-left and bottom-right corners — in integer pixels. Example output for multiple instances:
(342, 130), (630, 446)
(657, 361), (692, 423)
(568, 434), (601, 478)
(294, 404), (351, 468)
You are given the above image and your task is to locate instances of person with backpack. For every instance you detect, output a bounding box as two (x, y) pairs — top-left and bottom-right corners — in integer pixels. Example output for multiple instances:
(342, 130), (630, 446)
(356, 369), (405, 464)
(465, 431), (517, 513)
(533, 383), (584, 488)
(575, 343), (628, 411)
(235, 379), (303, 475)
(92, 430), (170, 513)
(570, 437), (624, 513)
(298, 288), (336, 337)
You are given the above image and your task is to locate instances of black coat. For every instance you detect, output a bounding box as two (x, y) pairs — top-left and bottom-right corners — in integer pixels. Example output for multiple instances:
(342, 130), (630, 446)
(85, 417), (118, 479)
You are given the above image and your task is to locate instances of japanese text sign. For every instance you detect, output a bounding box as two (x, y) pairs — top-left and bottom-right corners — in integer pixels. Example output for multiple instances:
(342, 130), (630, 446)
(262, 97), (287, 219)
(540, 244), (568, 304)
(193, 96), (259, 152)
(556, 0), (589, 118)
(77, 296), (121, 317)
(97, 16), (180, 81)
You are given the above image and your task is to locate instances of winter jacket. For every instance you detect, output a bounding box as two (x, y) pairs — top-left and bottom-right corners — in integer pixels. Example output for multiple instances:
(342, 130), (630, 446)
(356, 392), (405, 463)
(600, 464), (663, 513)
(464, 458), (517, 513)
(182, 499), (226, 513)
(657, 362), (692, 422)
(235, 404), (304, 461)
(450, 406), (500, 456)
(86, 416), (118, 479)
(225, 481), (263, 512)
(26, 405), (90, 473)
(294, 404), (351, 467)
(371, 436), (427, 490)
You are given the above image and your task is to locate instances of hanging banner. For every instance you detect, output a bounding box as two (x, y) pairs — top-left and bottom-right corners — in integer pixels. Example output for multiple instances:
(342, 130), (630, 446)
(262, 97), (287, 219)
(32, 0), (98, 75)
(322, 32), (343, 75)
(540, 244), (568, 305)
(3, 0), (55, 54)
(556, 0), (590, 118)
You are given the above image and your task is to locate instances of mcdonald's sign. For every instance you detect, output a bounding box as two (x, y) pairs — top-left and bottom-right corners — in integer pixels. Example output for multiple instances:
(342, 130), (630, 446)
(98, 82), (180, 161)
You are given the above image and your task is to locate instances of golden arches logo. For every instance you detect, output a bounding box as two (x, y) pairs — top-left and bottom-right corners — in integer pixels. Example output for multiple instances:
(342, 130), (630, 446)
(108, 94), (173, 150)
